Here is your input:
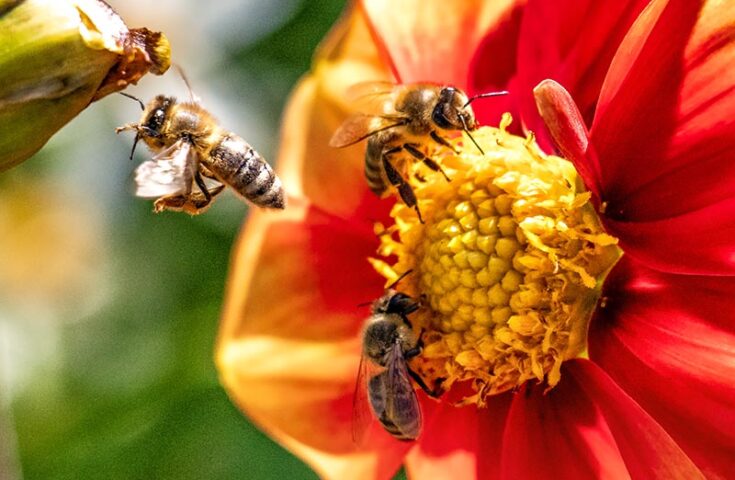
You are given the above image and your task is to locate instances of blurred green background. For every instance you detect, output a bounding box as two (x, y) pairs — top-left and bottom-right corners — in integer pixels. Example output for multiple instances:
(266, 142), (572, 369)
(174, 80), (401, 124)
(0, 1), (377, 478)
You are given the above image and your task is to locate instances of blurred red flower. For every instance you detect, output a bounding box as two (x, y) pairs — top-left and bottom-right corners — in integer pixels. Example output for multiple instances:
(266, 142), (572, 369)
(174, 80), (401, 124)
(217, 1), (735, 478)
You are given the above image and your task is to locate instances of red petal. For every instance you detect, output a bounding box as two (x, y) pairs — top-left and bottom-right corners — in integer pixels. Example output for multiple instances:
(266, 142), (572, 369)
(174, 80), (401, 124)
(405, 394), (512, 480)
(603, 196), (735, 275)
(361, 0), (525, 88)
(533, 79), (601, 198)
(590, 256), (735, 479)
(467, 4), (526, 128)
(591, 0), (735, 221)
(500, 365), (630, 480)
(217, 203), (409, 478)
(515, 0), (650, 149)
(568, 362), (705, 479)
(501, 360), (704, 479)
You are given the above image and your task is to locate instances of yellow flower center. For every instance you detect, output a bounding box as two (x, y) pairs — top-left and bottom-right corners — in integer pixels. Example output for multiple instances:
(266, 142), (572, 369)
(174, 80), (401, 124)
(371, 115), (621, 404)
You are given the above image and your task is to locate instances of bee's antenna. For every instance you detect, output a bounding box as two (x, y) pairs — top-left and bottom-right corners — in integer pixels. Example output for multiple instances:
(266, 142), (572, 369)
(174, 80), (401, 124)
(460, 115), (485, 155)
(388, 269), (413, 290)
(119, 92), (145, 111)
(356, 270), (414, 307)
(174, 64), (199, 103)
(462, 90), (509, 108)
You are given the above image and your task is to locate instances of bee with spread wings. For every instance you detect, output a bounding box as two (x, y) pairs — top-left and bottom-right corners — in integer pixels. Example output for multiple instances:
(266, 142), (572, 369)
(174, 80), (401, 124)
(131, 138), (224, 214)
(117, 71), (285, 215)
(330, 82), (507, 222)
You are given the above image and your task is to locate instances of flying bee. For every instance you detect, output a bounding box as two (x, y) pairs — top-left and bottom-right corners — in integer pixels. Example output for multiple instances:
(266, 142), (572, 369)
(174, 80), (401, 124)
(330, 82), (507, 222)
(116, 73), (285, 215)
(353, 272), (441, 442)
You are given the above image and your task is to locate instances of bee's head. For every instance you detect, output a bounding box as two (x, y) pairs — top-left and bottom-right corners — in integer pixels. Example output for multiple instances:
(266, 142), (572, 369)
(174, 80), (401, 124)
(372, 291), (419, 317)
(431, 87), (509, 155)
(431, 87), (477, 132)
(139, 95), (176, 138)
(116, 93), (177, 161)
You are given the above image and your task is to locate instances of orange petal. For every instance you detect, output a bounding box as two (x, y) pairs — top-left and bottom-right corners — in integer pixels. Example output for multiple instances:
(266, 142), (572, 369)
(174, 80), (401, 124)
(276, 4), (393, 221)
(217, 200), (409, 478)
(219, 200), (382, 343)
(218, 334), (412, 480)
(361, 0), (525, 88)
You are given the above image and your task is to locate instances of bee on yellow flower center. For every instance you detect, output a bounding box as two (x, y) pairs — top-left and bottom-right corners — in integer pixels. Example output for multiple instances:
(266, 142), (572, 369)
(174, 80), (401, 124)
(371, 114), (622, 404)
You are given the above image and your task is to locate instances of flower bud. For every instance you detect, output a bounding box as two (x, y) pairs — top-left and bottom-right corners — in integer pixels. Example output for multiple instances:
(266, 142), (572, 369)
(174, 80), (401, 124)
(0, 0), (170, 169)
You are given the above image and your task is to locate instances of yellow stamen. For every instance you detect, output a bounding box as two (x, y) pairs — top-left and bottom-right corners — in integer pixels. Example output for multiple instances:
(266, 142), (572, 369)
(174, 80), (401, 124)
(374, 114), (621, 403)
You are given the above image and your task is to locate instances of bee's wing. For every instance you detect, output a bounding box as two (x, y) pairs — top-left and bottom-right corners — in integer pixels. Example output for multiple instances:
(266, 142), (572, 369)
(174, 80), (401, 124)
(352, 352), (380, 445)
(134, 140), (198, 198)
(345, 81), (401, 113)
(345, 81), (397, 101)
(329, 114), (405, 148)
(384, 344), (421, 439)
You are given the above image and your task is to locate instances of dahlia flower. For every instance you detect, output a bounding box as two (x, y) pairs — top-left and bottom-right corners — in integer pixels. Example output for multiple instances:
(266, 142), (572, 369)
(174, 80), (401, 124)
(217, 0), (735, 478)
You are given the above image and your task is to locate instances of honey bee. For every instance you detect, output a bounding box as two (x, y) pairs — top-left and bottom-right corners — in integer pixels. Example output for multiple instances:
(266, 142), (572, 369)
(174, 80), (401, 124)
(330, 82), (507, 222)
(116, 76), (284, 215)
(353, 272), (441, 442)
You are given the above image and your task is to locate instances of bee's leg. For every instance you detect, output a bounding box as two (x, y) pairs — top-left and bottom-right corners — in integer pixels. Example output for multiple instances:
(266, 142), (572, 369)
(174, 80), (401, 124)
(430, 131), (459, 154)
(153, 195), (188, 213)
(399, 185), (423, 223)
(210, 184), (225, 197)
(406, 365), (444, 398)
(189, 172), (225, 210)
(403, 327), (427, 358)
(155, 176), (225, 215)
(195, 172), (213, 203)
(405, 329), (444, 396)
(198, 165), (218, 179)
(403, 143), (451, 183)
(114, 123), (141, 161)
(382, 152), (424, 223)
(196, 172), (226, 199)
(114, 122), (138, 134)
(127, 132), (141, 161)
(155, 191), (223, 215)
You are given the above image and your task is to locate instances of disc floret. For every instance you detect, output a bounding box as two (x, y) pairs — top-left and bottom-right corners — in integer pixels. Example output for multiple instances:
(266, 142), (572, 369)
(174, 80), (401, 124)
(371, 115), (621, 403)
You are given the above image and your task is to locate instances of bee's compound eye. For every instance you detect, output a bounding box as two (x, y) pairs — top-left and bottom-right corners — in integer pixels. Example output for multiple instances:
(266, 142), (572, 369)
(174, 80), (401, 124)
(145, 108), (166, 134)
(431, 102), (453, 129)
(440, 87), (457, 99)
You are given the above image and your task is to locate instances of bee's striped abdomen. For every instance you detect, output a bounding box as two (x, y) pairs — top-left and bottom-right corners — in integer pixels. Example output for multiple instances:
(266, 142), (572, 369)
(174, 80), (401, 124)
(365, 136), (388, 196)
(209, 134), (285, 209)
(378, 413), (420, 441)
(367, 369), (421, 441)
